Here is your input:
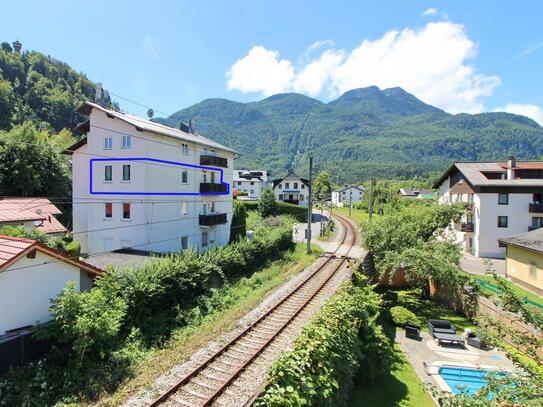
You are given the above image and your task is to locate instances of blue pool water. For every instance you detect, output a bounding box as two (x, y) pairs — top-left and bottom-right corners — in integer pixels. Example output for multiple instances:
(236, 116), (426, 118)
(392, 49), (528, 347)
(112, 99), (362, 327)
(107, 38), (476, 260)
(438, 366), (497, 395)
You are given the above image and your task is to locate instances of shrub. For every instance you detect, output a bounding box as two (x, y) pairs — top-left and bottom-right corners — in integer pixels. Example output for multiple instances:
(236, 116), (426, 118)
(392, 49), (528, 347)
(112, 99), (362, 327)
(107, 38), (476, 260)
(65, 240), (81, 257)
(389, 305), (420, 326)
(254, 275), (391, 406)
(244, 200), (307, 222)
(230, 200), (247, 242)
(259, 188), (278, 218)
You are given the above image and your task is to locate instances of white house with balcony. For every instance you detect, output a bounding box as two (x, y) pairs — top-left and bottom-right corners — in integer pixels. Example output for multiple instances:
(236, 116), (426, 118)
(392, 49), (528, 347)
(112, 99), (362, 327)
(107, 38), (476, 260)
(434, 157), (543, 258)
(233, 170), (268, 200)
(272, 171), (309, 206)
(332, 185), (365, 207)
(64, 101), (235, 256)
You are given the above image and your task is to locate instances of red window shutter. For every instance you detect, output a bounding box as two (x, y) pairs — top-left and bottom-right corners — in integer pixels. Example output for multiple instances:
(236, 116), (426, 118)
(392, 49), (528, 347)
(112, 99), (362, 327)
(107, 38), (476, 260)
(105, 203), (112, 217)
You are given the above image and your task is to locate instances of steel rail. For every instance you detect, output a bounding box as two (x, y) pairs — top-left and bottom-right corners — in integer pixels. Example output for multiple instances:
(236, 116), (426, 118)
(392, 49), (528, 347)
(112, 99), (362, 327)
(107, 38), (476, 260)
(148, 213), (356, 407)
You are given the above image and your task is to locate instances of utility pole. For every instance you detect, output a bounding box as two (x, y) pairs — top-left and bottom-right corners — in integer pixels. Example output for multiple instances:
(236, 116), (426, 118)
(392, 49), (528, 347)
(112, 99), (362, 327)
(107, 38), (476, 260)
(368, 176), (375, 223)
(349, 187), (352, 217)
(307, 154), (313, 254)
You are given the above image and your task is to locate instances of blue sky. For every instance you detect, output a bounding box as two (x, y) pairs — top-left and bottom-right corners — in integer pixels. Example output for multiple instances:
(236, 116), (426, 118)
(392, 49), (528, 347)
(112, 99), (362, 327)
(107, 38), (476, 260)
(2, 0), (543, 123)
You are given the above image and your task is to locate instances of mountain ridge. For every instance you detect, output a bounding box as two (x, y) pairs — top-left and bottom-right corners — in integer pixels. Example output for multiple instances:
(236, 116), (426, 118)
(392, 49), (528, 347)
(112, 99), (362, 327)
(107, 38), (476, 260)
(157, 86), (543, 182)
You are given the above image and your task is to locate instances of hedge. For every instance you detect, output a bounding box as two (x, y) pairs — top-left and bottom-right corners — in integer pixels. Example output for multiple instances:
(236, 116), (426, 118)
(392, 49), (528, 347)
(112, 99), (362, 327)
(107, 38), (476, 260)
(242, 200), (308, 222)
(254, 274), (392, 406)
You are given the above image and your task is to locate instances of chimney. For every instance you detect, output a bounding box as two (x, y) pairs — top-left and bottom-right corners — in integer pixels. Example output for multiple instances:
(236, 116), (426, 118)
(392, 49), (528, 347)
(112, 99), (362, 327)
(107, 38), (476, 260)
(12, 40), (22, 54)
(188, 119), (194, 134)
(506, 155), (516, 180)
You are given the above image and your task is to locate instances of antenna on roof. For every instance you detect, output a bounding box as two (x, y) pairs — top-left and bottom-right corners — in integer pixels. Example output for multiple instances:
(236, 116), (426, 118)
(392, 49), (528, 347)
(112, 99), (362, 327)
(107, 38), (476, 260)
(188, 119), (194, 134)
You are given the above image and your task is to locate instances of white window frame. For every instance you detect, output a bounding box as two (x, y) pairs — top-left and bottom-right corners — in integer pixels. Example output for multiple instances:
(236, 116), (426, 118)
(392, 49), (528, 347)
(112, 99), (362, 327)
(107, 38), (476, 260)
(122, 134), (132, 149)
(181, 202), (188, 216)
(182, 143), (189, 155)
(122, 203), (131, 221)
(181, 236), (188, 250)
(181, 170), (188, 184)
(103, 137), (113, 150)
(104, 202), (113, 219)
(202, 231), (208, 248)
(122, 164), (131, 182)
(104, 165), (112, 182)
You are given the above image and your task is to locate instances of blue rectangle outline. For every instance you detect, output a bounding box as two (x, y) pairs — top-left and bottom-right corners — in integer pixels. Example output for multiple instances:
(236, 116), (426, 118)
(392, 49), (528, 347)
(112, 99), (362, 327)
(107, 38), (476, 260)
(89, 157), (230, 196)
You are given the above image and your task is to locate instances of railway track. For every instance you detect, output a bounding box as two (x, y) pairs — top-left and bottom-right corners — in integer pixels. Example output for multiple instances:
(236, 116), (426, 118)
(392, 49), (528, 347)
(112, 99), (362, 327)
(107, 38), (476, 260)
(148, 214), (357, 407)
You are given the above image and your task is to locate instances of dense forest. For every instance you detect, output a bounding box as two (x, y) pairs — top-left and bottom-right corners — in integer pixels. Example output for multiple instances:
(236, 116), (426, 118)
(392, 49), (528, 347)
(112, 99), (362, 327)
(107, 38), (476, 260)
(158, 87), (543, 183)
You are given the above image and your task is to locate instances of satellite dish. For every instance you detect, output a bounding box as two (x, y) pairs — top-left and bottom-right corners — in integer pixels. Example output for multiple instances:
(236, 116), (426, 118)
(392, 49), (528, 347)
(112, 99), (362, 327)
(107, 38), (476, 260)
(147, 109), (154, 119)
(33, 219), (44, 227)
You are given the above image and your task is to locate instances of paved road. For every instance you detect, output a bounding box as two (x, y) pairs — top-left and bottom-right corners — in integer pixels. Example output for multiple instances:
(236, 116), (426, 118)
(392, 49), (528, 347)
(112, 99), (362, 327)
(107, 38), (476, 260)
(460, 252), (505, 277)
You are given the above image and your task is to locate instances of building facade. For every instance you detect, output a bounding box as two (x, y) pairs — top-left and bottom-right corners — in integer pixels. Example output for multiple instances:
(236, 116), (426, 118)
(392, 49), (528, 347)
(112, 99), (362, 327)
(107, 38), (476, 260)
(435, 157), (543, 258)
(65, 102), (235, 256)
(233, 170), (268, 199)
(331, 185), (365, 207)
(272, 171), (309, 206)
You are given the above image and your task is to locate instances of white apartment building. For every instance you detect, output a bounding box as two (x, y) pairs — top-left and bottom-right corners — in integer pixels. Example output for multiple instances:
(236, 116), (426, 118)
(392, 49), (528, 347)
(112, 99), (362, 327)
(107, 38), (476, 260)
(272, 171), (309, 206)
(233, 170), (268, 199)
(332, 185), (365, 207)
(65, 101), (235, 256)
(435, 157), (543, 258)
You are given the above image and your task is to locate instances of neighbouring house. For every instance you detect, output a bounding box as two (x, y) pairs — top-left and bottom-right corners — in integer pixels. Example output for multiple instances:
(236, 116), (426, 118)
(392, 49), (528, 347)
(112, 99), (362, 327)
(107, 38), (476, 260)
(398, 188), (434, 200)
(233, 170), (269, 199)
(0, 235), (102, 336)
(64, 101), (235, 256)
(499, 229), (543, 295)
(0, 197), (67, 235)
(272, 171), (309, 206)
(434, 156), (543, 258)
(332, 185), (365, 207)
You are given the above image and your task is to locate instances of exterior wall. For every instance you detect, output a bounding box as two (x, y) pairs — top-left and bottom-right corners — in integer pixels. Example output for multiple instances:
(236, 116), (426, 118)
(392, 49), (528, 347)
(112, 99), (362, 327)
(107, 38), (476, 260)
(0, 251), (82, 335)
(476, 193), (532, 258)
(332, 188), (365, 206)
(274, 174), (308, 206)
(505, 245), (543, 293)
(234, 180), (266, 199)
(72, 108), (233, 255)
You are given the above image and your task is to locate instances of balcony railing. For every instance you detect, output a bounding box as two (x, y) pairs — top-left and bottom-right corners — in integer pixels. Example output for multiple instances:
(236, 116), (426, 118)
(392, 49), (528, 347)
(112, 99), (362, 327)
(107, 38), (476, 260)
(200, 183), (228, 193)
(199, 213), (227, 226)
(529, 225), (542, 232)
(454, 222), (474, 232)
(529, 202), (543, 213)
(200, 155), (228, 168)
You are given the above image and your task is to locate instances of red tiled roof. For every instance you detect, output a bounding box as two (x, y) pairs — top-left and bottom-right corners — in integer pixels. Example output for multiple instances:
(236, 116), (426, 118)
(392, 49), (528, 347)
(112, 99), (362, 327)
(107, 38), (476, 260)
(1, 198), (62, 215)
(0, 198), (67, 234)
(37, 216), (67, 234)
(0, 203), (45, 223)
(0, 235), (103, 276)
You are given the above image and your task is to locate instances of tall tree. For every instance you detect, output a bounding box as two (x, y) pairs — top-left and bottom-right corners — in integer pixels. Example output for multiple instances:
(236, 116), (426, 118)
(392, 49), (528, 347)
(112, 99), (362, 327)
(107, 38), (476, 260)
(313, 171), (332, 201)
(258, 188), (278, 218)
(229, 201), (247, 242)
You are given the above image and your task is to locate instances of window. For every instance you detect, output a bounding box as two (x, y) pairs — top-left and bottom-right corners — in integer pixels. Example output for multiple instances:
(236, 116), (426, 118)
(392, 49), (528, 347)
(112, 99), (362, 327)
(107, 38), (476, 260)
(300, 194), (304, 201)
(279, 194), (284, 200)
(250, 189), (254, 194)
(103, 137), (112, 150)
(104, 202), (112, 218)
(532, 217), (543, 229)
(182, 143), (189, 155)
(181, 236), (188, 250)
(210, 201), (215, 212)
(202, 231), (208, 248)
(210, 172), (216, 183)
(301, 184), (305, 189)
(497, 216), (508, 228)
(238, 181), (242, 186)
(104, 165), (112, 181)
(534, 193), (543, 204)
(181, 202), (188, 216)
(285, 182), (290, 189)
(181, 170), (188, 184)
(498, 241), (507, 248)
(120, 239), (131, 248)
(498, 193), (509, 205)
(122, 135), (132, 148)
(122, 203), (131, 220)
(294, 182), (298, 189)
(250, 181), (254, 186)
(278, 184), (282, 189)
(122, 164), (131, 181)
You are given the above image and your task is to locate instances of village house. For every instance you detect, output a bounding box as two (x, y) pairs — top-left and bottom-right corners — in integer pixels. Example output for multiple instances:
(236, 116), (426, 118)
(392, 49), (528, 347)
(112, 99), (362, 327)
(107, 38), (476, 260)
(499, 229), (543, 295)
(398, 188), (434, 200)
(0, 235), (102, 337)
(434, 156), (543, 258)
(64, 101), (235, 256)
(331, 185), (365, 207)
(0, 198), (67, 235)
(233, 170), (269, 199)
(272, 171), (309, 206)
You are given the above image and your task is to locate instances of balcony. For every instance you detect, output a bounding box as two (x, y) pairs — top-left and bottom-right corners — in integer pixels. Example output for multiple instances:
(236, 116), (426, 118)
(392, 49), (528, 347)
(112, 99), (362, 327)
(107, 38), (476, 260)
(454, 222), (474, 232)
(200, 155), (228, 168)
(200, 183), (228, 194)
(529, 202), (543, 213)
(199, 213), (227, 226)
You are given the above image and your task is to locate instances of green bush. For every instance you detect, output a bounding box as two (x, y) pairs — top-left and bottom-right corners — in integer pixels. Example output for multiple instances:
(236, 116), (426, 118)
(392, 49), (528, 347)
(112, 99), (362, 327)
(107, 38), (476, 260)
(65, 240), (81, 257)
(244, 200), (307, 222)
(389, 305), (420, 326)
(254, 275), (391, 406)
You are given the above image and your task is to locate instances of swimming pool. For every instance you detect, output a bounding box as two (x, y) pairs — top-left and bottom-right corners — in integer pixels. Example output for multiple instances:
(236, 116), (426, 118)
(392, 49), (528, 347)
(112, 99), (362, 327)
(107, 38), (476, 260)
(438, 366), (498, 395)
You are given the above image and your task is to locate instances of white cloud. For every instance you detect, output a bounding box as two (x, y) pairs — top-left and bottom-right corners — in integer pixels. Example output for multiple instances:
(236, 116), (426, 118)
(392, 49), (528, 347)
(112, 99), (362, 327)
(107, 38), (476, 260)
(226, 46), (294, 96)
(226, 21), (500, 113)
(142, 36), (160, 59)
(494, 103), (543, 125)
(422, 8), (438, 16)
(513, 40), (543, 61)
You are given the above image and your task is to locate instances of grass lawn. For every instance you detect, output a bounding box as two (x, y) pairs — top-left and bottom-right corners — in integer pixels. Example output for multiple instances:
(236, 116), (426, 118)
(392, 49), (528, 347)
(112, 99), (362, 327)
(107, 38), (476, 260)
(333, 206), (370, 226)
(93, 243), (322, 407)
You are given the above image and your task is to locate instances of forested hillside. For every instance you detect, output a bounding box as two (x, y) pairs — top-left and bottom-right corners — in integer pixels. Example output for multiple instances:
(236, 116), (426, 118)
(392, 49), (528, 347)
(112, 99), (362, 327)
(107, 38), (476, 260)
(0, 41), (113, 131)
(158, 86), (543, 182)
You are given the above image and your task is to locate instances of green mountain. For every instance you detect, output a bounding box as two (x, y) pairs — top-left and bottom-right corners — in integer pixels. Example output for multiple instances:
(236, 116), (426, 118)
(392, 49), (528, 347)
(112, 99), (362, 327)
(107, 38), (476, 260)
(158, 86), (543, 182)
(0, 41), (114, 131)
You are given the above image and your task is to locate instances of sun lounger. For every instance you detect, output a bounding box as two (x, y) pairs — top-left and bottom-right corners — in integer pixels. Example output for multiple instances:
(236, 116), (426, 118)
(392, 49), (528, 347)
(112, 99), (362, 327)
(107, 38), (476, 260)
(428, 319), (456, 336)
(433, 332), (465, 345)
